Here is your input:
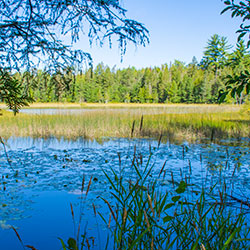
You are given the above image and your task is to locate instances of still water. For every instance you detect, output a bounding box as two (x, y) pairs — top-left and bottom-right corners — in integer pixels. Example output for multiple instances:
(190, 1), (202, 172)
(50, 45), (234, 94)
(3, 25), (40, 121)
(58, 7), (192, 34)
(0, 137), (250, 249)
(18, 105), (238, 115)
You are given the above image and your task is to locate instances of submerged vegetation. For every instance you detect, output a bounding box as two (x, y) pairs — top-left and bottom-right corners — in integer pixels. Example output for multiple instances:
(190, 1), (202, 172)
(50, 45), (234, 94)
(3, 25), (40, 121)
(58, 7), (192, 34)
(8, 139), (249, 249)
(57, 145), (250, 249)
(0, 104), (249, 141)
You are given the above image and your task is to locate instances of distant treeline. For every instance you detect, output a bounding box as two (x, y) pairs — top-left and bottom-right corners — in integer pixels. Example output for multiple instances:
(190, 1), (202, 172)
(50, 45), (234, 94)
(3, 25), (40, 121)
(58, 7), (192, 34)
(15, 35), (250, 104)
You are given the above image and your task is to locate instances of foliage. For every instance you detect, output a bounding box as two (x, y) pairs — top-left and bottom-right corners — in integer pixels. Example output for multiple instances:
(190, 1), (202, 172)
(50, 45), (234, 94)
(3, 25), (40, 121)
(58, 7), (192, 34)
(57, 147), (250, 249)
(0, 69), (33, 115)
(99, 150), (250, 249)
(18, 41), (250, 105)
(0, 104), (249, 146)
(200, 34), (231, 74)
(220, 0), (250, 101)
(219, 70), (250, 103)
(0, 0), (149, 70)
(0, 0), (149, 112)
(222, 0), (250, 46)
(3, 32), (246, 106)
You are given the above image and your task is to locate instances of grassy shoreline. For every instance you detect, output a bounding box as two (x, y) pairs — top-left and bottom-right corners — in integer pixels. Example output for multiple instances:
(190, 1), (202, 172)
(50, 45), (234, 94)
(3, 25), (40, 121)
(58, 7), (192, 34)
(0, 103), (249, 141)
(0, 102), (244, 110)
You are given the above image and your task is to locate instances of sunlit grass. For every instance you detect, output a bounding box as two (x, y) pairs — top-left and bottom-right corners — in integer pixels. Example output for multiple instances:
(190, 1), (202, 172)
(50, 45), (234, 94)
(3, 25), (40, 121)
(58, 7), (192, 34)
(0, 104), (249, 141)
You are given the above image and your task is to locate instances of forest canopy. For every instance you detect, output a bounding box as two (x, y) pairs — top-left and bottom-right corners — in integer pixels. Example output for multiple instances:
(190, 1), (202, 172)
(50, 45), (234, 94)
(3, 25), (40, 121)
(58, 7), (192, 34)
(16, 34), (250, 105)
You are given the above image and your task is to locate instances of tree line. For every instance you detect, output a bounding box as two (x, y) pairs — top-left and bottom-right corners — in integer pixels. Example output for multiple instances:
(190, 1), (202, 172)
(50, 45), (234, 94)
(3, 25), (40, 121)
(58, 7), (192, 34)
(13, 34), (249, 105)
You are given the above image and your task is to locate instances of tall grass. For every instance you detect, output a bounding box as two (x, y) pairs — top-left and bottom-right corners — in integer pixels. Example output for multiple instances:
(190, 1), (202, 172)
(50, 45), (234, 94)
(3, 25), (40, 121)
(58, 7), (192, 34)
(58, 146), (250, 249)
(0, 104), (249, 141)
(97, 149), (250, 250)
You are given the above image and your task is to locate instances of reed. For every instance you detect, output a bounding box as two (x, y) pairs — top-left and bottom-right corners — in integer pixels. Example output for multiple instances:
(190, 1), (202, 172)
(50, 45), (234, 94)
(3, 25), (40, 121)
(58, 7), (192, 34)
(98, 149), (250, 250)
(0, 104), (249, 141)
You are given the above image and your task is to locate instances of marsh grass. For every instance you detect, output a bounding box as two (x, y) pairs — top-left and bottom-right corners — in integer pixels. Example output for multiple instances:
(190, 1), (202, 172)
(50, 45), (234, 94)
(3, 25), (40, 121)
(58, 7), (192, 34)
(98, 148), (250, 250)
(59, 144), (250, 250)
(0, 104), (249, 141)
(59, 176), (96, 250)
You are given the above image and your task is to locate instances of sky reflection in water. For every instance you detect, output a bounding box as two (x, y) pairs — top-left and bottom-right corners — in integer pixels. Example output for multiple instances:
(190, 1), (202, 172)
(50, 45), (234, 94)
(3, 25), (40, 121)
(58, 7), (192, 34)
(0, 137), (250, 250)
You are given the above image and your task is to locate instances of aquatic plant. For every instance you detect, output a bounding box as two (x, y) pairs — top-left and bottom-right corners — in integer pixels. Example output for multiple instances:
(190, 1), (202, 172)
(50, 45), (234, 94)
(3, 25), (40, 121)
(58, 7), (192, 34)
(98, 149), (250, 249)
(58, 145), (250, 249)
(0, 104), (249, 141)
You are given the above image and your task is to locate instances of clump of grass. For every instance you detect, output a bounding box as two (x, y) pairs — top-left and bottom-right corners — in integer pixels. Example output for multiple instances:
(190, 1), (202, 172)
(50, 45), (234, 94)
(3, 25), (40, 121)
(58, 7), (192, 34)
(99, 149), (250, 249)
(0, 104), (249, 141)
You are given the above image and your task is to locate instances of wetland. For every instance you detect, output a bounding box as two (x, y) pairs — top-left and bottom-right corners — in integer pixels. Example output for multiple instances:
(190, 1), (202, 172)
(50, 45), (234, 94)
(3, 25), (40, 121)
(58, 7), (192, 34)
(0, 104), (250, 249)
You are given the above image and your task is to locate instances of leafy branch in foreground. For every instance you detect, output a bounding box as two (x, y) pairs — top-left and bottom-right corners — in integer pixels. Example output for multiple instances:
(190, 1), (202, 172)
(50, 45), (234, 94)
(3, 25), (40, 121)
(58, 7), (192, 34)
(219, 1), (250, 103)
(0, 69), (33, 115)
(221, 0), (250, 47)
(0, 0), (149, 71)
(219, 70), (250, 103)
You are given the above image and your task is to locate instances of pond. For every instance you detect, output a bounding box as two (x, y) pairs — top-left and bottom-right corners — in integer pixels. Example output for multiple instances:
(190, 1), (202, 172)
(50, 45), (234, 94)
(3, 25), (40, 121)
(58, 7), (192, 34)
(0, 137), (250, 249)
(18, 107), (176, 115)
(18, 105), (240, 115)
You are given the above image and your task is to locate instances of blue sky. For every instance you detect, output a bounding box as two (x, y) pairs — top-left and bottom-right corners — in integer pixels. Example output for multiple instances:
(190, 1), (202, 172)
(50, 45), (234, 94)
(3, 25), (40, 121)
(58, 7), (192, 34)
(75, 0), (243, 69)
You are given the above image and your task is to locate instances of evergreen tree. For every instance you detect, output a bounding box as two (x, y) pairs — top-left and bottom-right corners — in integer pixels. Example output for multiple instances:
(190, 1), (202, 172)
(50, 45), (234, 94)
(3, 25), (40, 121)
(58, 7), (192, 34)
(201, 34), (231, 77)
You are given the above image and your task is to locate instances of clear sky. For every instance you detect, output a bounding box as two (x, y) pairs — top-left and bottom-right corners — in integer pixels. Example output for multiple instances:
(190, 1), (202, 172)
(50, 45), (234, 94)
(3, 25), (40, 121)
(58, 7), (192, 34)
(74, 0), (243, 69)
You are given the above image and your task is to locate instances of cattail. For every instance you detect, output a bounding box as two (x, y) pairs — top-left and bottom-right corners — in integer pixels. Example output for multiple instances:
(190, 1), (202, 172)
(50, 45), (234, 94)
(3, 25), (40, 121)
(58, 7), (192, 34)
(148, 194), (155, 217)
(171, 171), (174, 187)
(103, 198), (117, 222)
(143, 210), (150, 232)
(151, 237), (154, 250)
(158, 133), (162, 148)
(192, 221), (199, 234)
(86, 176), (92, 197)
(123, 207), (127, 225)
(189, 159), (192, 174)
(81, 175), (85, 193)
(70, 203), (75, 220)
(11, 226), (25, 249)
(131, 120), (135, 138)
(158, 160), (167, 178)
(200, 243), (206, 250)
(86, 238), (90, 250)
(26, 246), (38, 250)
(163, 169), (166, 179)
(139, 115), (143, 132)
(118, 152), (121, 166)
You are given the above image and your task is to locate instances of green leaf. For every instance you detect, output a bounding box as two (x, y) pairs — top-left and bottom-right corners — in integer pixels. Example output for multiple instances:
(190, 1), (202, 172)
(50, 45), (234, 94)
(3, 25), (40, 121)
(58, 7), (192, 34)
(221, 6), (231, 15)
(221, 228), (240, 250)
(163, 215), (174, 223)
(238, 32), (247, 41)
(127, 227), (150, 250)
(218, 91), (228, 103)
(164, 203), (175, 210)
(246, 83), (250, 94)
(58, 238), (67, 250)
(175, 181), (187, 194)
(67, 238), (79, 250)
(171, 196), (181, 203)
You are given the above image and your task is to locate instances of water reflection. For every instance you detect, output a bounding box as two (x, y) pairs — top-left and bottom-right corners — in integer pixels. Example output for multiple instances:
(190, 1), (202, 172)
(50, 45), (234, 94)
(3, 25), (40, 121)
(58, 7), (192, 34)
(0, 137), (249, 249)
(18, 105), (240, 115)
